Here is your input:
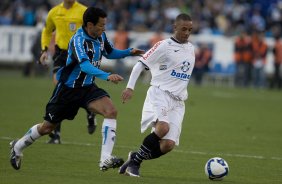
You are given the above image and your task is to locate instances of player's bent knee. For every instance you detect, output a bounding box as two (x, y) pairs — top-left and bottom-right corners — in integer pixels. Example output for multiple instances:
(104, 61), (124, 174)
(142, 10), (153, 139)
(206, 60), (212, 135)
(161, 139), (175, 153)
(155, 122), (170, 138)
(103, 107), (117, 118)
(38, 121), (57, 135)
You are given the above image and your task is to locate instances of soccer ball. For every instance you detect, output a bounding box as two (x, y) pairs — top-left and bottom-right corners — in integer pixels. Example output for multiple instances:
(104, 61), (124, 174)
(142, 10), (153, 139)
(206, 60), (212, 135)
(205, 157), (229, 180)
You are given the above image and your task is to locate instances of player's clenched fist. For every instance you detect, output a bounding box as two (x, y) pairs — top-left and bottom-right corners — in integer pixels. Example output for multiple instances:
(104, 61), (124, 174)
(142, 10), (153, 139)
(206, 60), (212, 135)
(107, 74), (124, 84)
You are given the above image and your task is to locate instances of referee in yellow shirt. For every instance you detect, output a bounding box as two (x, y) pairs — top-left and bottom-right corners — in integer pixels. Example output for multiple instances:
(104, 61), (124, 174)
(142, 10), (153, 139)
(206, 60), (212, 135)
(39, 0), (96, 143)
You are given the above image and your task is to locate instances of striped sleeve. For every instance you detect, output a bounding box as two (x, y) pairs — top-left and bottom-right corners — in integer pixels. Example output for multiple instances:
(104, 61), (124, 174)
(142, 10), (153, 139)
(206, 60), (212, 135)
(101, 32), (132, 59)
(71, 35), (89, 63)
(70, 34), (110, 80)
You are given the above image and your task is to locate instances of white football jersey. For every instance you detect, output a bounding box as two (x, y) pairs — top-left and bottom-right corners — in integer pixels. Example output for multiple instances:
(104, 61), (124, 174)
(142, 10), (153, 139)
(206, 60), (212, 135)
(139, 37), (195, 101)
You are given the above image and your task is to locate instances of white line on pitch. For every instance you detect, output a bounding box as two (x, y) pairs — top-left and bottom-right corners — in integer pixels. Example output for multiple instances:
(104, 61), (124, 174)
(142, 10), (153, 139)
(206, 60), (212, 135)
(1, 136), (281, 161)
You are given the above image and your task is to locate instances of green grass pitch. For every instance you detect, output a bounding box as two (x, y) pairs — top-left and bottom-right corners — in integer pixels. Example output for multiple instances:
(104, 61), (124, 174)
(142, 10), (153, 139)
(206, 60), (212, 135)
(0, 71), (282, 184)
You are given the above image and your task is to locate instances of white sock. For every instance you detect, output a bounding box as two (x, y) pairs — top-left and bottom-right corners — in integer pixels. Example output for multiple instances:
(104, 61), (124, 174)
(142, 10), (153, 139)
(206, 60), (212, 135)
(14, 124), (42, 155)
(100, 119), (117, 164)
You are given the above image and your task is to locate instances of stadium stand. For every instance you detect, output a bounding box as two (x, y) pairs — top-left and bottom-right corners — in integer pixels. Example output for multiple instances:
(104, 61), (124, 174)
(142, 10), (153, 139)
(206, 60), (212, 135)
(0, 0), (281, 88)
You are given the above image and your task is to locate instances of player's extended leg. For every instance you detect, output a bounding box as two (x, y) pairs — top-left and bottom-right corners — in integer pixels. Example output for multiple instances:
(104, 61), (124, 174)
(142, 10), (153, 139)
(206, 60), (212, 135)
(120, 121), (175, 177)
(87, 96), (124, 171)
(10, 121), (56, 170)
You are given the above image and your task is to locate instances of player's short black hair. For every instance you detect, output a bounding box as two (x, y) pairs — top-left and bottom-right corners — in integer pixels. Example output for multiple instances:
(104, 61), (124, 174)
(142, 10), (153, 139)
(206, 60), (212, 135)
(83, 7), (107, 27)
(175, 13), (192, 22)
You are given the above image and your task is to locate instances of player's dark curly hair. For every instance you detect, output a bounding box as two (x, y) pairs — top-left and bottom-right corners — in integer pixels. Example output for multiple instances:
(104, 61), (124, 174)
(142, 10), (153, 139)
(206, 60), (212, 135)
(175, 13), (192, 22)
(83, 7), (107, 27)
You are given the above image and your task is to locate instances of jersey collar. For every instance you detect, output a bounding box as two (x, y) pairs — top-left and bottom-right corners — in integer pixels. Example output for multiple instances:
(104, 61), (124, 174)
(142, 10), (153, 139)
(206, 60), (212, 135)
(170, 37), (180, 43)
(61, 1), (77, 9)
(170, 37), (188, 44)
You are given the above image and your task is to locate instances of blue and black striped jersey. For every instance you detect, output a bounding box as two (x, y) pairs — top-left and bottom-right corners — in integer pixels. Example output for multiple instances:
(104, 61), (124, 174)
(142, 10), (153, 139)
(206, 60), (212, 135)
(57, 27), (132, 88)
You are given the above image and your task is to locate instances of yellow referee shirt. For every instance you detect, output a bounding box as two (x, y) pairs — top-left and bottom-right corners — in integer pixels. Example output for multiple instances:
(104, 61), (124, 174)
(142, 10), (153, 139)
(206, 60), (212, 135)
(41, 1), (87, 50)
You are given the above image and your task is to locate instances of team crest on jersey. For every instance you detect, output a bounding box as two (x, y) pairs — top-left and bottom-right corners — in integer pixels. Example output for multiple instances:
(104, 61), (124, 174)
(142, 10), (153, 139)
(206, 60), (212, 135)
(69, 23), (76, 31)
(181, 61), (190, 72)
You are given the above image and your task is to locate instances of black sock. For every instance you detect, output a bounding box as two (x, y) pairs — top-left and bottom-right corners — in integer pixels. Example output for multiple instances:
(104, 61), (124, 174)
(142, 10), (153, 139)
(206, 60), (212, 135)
(133, 132), (164, 165)
(54, 123), (61, 136)
(86, 110), (94, 126)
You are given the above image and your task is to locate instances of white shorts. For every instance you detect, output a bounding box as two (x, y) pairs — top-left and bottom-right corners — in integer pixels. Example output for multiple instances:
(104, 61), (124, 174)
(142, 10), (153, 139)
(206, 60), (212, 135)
(141, 86), (185, 145)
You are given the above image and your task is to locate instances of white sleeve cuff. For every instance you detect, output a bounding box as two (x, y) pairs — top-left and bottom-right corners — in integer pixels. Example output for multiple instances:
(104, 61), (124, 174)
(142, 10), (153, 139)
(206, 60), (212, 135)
(126, 61), (146, 90)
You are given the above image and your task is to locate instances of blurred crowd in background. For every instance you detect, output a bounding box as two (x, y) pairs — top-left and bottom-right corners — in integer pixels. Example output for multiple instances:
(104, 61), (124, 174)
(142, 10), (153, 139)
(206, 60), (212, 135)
(0, 0), (282, 89)
(1, 0), (282, 37)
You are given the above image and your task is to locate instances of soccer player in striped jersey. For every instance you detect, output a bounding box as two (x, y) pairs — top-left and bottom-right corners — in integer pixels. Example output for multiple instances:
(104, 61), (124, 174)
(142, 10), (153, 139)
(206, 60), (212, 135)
(10, 7), (144, 171)
(39, 0), (92, 144)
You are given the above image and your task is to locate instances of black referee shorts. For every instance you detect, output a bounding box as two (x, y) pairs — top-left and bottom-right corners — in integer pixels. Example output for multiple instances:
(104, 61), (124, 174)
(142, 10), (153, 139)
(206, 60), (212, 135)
(44, 83), (110, 124)
(52, 45), (68, 73)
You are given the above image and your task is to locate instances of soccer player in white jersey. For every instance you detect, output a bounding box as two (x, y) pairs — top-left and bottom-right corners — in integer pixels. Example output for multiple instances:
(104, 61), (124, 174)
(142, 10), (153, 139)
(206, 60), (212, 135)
(118, 13), (195, 177)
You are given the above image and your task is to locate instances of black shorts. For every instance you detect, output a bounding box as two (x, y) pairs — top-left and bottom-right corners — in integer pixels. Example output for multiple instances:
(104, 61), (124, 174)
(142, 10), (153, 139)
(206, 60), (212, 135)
(52, 45), (68, 73)
(44, 83), (110, 124)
